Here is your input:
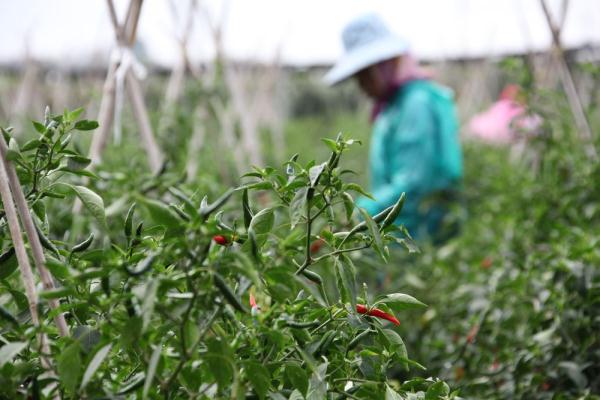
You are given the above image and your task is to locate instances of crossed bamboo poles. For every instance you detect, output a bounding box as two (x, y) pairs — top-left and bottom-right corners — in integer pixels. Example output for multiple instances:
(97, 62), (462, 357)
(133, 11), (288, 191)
(88, 0), (163, 173)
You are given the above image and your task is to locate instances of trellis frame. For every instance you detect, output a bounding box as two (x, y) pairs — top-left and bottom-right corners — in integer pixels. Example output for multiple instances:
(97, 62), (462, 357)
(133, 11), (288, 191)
(88, 0), (164, 173)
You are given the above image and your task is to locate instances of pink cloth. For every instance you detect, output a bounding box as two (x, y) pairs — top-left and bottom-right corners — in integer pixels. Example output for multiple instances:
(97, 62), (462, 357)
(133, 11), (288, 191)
(467, 99), (542, 144)
(371, 54), (432, 121)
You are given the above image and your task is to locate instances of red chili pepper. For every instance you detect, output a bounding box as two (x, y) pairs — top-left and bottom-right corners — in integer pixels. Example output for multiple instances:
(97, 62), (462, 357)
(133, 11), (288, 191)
(310, 238), (325, 254)
(213, 235), (229, 246)
(466, 324), (479, 343)
(491, 358), (500, 371)
(356, 304), (400, 326)
(480, 257), (493, 269)
(249, 293), (260, 315)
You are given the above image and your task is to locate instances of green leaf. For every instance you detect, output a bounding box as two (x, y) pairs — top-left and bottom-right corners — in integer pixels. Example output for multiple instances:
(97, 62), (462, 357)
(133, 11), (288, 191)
(80, 343), (112, 390)
(249, 208), (274, 235)
(73, 325), (101, 353)
(285, 363), (309, 396)
(143, 343), (162, 399)
(341, 192), (355, 222)
(66, 185), (106, 228)
(306, 361), (328, 400)
(74, 120), (99, 131)
(66, 155), (92, 170)
(375, 293), (427, 311)
(559, 361), (588, 389)
(425, 380), (450, 399)
(32, 121), (46, 133)
(21, 138), (41, 152)
(308, 162), (326, 187)
(138, 197), (183, 234)
(243, 361), (270, 400)
(68, 107), (85, 121)
(334, 257), (357, 309)
(395, 237), (420, 254)
(289, 187), (307, 229)
(358, 207), (385, 261)
(58, 342), (82, 393)
(206, 338), (234, 389)
(385, 384), (403, 400)
(321, 138), (338, 152)
(344, 183), (374, 200)
(132, 279), (159, 331)
(379, 329), (408, 370)
(0, 341), (27, 366)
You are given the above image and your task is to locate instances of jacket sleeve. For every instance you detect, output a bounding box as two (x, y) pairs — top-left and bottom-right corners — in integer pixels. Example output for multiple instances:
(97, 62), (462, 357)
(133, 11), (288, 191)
(357, 95), (436, 216)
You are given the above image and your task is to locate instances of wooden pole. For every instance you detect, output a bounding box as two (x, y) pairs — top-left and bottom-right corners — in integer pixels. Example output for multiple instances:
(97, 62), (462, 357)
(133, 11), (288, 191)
(88, 0), (164, 173)
(0, 138), (69, 337)
(89, 59), (118, 167)
(0, 145), (54, 373)
(540, 0), (598, 160)
(126, 70), (164, 172)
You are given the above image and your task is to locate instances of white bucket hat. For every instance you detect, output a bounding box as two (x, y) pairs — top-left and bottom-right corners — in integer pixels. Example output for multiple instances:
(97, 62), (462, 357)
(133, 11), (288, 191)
(324, 13), (409, 85)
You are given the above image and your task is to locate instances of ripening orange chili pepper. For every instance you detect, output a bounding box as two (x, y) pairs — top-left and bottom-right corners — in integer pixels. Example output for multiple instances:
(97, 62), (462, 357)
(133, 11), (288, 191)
(480, 257), (493, 269)
(310, 238), (325, 254)
(249, 293), (260, 315)
(356, 304), (400, 326)
(466, 324), (479, 343)
(212, 235), (229, 246)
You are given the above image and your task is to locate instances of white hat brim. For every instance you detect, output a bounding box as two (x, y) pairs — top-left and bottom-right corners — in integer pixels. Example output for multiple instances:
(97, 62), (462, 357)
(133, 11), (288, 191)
(324, 36), (409, 86)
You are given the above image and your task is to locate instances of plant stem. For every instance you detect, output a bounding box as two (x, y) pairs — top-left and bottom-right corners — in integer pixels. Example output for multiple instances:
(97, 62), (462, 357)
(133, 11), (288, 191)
(310, 244), (370, 265)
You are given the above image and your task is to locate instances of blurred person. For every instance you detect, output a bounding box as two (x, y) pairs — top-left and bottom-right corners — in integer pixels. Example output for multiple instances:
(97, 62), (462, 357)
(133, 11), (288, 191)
(324, 14), (463, 241)
(467, 84), (542, 145)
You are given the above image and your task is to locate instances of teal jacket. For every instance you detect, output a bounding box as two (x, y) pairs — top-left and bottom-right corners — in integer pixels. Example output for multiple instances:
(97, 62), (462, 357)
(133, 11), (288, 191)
(357, 80), (463, 240)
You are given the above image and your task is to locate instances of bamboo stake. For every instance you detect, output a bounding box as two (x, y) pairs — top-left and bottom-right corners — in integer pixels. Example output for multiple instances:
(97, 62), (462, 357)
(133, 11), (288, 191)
(125, 0), (143, 46)
(539, 0), (598, 160)
(89, 59), (118, 167)
(0, 138), (69, 337)
(88, 0), (164, 173)
(126, 69), (164, 172)
(0, 145), (54, 373)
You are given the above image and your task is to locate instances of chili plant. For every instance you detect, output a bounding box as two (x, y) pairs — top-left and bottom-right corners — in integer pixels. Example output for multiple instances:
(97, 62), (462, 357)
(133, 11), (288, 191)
(0, 111), (455, 399)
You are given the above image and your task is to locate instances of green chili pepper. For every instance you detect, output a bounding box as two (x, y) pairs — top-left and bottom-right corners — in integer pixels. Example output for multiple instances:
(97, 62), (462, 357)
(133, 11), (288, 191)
(242, 188), (253, 229)
(169, 204), (191, 222)
(34, 222), (60, 256)
(125, 253), (157, 276)
(0, 304), (18, 326)
(200, 188), (234, 221)
(380, 193), (406, 230)
(346, 329), (374, 352)
(313, 330), (336, 356)
(71, 233), (94, 253)
(124, 203), (136, 239)
(213, 273), (247, 313)
(284, 320), (320, 329)
(0, 247), (15, 264)
(301, 269), (323, 285)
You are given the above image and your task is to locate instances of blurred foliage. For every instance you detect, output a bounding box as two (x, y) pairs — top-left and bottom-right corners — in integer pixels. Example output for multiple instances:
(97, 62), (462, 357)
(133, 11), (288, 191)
(364, 81), (600, 399)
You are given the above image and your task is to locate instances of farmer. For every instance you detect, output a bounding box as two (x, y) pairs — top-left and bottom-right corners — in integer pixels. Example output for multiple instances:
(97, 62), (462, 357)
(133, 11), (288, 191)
(324, 13), (463, 241)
